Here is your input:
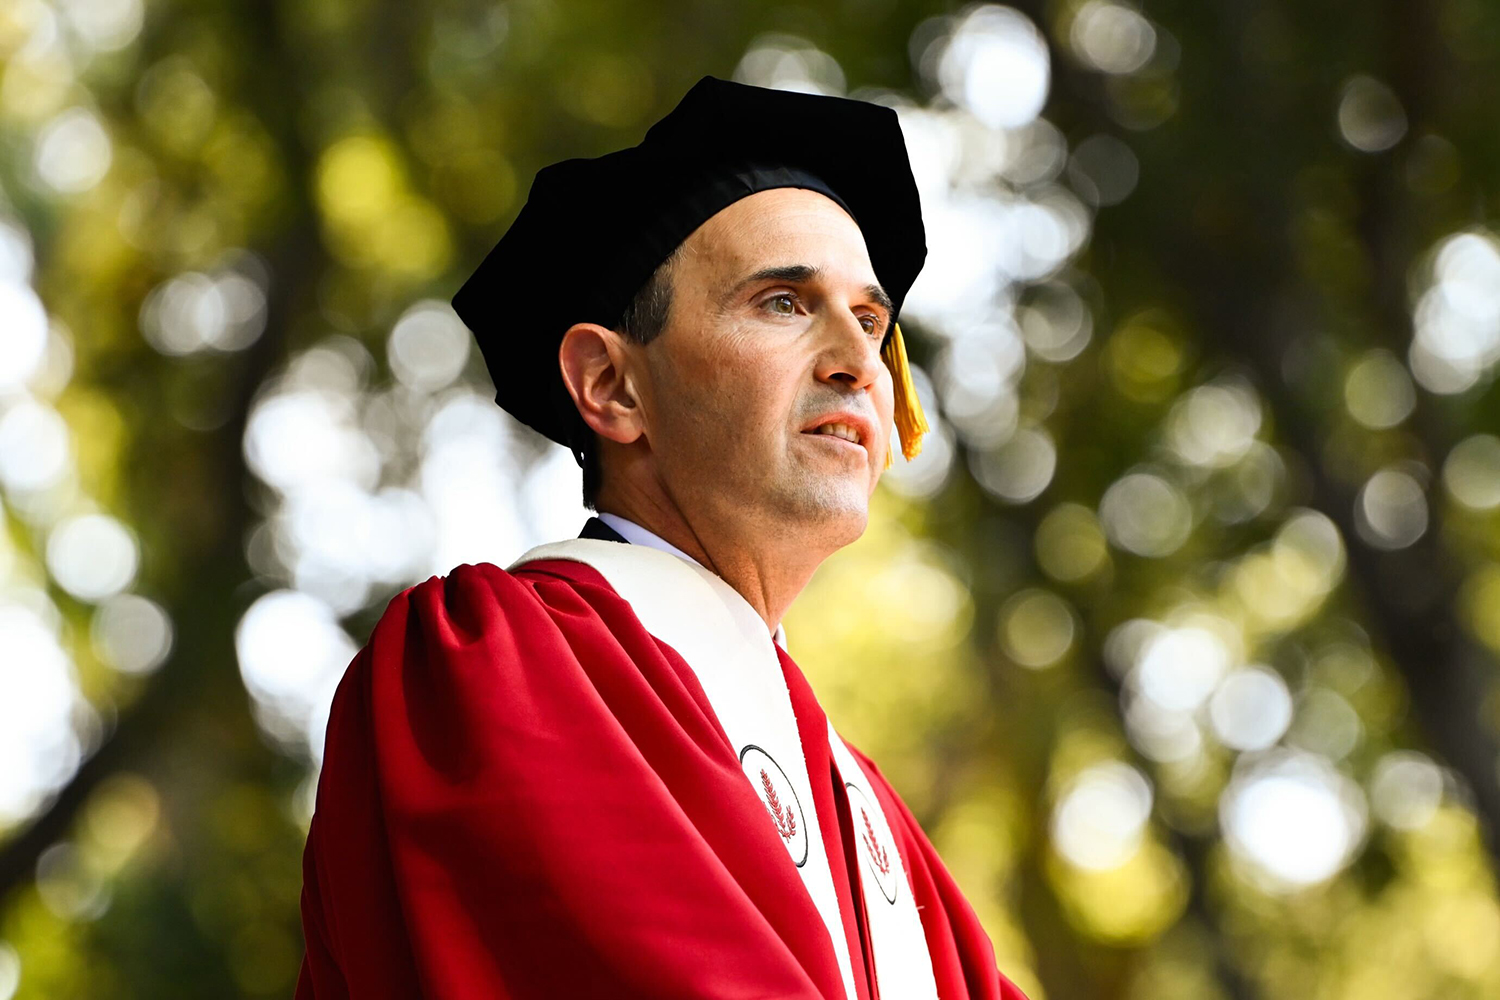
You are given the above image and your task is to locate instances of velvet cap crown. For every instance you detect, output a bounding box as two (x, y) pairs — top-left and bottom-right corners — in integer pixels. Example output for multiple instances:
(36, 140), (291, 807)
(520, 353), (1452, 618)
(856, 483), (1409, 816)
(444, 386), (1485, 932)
(450, 74), (928, 453)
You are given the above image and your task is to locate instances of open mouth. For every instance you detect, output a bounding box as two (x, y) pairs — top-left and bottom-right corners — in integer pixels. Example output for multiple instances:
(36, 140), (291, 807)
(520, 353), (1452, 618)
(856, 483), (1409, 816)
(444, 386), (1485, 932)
(805, 422), (862, 446)
(800, 421), (868, 459)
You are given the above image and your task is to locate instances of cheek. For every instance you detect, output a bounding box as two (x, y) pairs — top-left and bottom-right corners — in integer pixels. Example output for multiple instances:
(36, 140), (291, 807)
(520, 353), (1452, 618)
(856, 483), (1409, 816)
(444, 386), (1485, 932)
(708, 373), (795, 450)
(651, 349), (783, 450)
(651, 318), (811, 453)
(746, 361), (807, 434)
(700, 338), (803, 435)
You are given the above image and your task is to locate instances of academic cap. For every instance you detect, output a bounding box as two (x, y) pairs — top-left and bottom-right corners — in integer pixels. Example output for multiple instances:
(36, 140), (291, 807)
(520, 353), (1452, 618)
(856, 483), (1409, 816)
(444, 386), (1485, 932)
(450, 74), (930, 468)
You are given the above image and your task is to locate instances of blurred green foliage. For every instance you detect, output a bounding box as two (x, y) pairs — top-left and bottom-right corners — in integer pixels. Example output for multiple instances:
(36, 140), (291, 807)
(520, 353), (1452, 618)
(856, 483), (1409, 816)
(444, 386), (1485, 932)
(6, 0), (1500, 998)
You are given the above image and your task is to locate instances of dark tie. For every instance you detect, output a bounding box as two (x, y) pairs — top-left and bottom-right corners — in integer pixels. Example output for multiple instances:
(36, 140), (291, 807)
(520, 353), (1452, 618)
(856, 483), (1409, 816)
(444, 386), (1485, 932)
(578, 516), (629, 543)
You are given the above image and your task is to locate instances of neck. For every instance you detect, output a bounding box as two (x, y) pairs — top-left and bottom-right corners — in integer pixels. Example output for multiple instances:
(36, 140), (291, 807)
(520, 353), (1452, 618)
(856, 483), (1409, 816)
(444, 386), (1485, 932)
(596, 484), (825, 637)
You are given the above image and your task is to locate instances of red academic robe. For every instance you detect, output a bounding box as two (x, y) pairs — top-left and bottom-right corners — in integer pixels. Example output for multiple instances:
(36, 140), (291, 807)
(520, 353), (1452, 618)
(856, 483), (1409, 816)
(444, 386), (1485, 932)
(295, 558), (1029, 999)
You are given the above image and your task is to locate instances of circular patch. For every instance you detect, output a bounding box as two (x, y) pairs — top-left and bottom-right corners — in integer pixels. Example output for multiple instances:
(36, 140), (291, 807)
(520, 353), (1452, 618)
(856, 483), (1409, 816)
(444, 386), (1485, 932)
(740, 745), (809, 868)
(845, 781), (899, 904)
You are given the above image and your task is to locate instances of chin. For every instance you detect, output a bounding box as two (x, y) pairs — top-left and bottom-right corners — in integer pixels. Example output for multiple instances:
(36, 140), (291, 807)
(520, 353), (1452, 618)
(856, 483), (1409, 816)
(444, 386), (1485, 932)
(825, 506), (870, 547)
(774, 478), (870, 545)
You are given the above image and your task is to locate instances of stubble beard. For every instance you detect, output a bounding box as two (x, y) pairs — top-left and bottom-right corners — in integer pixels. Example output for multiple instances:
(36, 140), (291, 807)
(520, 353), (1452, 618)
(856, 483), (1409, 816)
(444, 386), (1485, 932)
(666, 385), (870, 550)
(761, 447), (870, 549)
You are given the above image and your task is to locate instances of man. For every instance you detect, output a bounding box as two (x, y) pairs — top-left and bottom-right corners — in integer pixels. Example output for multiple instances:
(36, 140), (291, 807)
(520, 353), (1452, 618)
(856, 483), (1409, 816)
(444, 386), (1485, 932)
(295, 75), (1028, 999)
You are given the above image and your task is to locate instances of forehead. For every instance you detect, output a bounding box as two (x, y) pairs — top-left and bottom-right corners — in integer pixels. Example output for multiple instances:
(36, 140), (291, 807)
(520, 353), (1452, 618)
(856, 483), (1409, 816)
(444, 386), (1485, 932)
(679, 187), (876, 281)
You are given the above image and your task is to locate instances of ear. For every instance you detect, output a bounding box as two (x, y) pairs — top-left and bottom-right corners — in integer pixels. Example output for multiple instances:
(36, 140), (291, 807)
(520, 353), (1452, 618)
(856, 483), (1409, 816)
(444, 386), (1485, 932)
(558, 322), (646, 446)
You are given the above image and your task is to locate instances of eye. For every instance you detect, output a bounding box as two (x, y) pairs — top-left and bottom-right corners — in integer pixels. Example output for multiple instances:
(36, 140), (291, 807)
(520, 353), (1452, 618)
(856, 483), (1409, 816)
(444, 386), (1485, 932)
(763, 292), (798, 317)
(859, 314), (880, 336)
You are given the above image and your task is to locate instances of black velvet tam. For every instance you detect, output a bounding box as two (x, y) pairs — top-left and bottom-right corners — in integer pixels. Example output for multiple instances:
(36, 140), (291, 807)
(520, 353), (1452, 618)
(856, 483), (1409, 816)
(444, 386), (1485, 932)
(450, 75), (927, 451)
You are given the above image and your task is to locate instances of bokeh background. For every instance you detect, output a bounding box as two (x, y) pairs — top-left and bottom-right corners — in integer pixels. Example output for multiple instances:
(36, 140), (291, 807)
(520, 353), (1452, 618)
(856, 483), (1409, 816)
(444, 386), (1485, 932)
(4, 0), (1500, 996)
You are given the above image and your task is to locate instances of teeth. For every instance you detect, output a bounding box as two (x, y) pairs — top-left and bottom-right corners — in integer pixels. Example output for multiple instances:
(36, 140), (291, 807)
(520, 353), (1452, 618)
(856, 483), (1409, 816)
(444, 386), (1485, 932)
(814, 422), (861, 444)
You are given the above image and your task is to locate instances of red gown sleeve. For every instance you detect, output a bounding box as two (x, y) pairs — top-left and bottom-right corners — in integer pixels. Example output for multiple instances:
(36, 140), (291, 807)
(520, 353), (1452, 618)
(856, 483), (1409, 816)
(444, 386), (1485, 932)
(294, 560), (849, 999)
(843, 744), (1032, 1000)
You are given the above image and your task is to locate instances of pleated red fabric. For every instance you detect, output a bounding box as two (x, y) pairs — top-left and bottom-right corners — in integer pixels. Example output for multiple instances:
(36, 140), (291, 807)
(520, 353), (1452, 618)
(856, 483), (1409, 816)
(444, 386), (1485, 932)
(294, 559), (1029, 999)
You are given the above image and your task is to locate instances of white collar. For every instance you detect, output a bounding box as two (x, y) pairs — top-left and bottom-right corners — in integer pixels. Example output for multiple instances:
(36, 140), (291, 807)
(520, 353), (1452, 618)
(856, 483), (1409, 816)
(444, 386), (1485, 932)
(596, 512), (788, 650)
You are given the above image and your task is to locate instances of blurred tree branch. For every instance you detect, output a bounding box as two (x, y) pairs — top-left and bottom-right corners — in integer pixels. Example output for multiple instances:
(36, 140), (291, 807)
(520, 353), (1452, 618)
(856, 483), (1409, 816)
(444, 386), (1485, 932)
(0, 0), (320, 908)
(0, 262), (290, 906)
(1016, 0), (1500, 862)
(1155, 2), (1500, 860)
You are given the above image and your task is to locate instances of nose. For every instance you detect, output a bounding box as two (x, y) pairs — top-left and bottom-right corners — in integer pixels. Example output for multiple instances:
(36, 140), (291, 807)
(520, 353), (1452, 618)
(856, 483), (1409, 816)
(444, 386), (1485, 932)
(813, 310), (885, 391)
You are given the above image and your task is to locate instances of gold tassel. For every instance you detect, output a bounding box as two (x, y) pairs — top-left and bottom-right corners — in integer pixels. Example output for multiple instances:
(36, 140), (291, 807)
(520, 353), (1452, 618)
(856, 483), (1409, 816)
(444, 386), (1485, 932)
(882, 320), (928, 468)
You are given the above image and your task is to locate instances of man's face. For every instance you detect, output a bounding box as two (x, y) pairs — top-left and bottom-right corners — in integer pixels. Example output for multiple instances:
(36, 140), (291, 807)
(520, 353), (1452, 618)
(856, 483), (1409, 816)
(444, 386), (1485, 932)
(632, 186), (895, 548)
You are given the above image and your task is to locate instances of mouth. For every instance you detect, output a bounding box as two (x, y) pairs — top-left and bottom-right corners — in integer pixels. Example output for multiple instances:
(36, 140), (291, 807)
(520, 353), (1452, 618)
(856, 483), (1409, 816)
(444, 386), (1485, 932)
(799, 417), (871, 459)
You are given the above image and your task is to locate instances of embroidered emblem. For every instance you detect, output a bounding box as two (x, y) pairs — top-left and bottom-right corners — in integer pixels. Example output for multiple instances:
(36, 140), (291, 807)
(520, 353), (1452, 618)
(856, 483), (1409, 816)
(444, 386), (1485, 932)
(740, 745), (810, 868)
(761, 768), (798, 841)
(845, 782), (900, 904)
(860, 807), (891, 876)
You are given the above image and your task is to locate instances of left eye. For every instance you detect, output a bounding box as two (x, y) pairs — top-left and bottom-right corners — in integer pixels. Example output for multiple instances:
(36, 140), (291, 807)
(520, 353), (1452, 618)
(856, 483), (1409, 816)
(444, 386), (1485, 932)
(859, 316), (879, 335)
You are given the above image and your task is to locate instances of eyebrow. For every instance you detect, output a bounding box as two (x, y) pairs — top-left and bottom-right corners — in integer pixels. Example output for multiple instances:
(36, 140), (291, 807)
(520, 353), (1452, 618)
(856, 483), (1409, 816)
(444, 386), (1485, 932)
(724, 263), (894, 320)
